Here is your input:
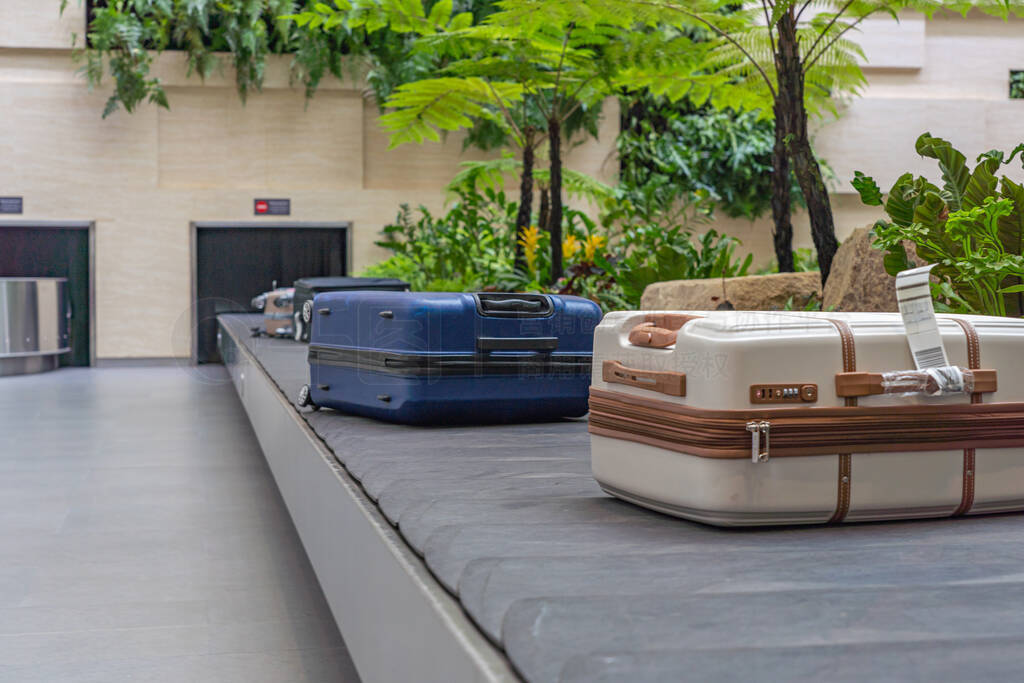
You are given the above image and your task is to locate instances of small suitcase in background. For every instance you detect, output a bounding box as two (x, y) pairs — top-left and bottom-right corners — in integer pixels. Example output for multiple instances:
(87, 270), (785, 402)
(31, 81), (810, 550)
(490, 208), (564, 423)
(292, 277), (409, 342)
(298, 291), (602, 424)
(250, 287), (295, 337)
(589, 310), (1024, 527)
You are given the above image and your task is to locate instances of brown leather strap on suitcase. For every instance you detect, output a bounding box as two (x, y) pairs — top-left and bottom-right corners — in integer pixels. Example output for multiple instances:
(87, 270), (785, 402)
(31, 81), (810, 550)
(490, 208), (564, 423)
(835, 369), (997, 397)
(825, 319), (856, 524)
(951, 318), (982, 516)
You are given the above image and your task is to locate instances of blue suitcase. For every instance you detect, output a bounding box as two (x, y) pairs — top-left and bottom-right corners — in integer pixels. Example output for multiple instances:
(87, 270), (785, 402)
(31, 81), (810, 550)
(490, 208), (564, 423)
(297, 292), (602, 424)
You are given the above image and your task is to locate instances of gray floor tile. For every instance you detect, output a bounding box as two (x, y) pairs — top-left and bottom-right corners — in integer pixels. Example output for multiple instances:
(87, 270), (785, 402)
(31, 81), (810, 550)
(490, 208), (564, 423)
(0, 366), (358, 682)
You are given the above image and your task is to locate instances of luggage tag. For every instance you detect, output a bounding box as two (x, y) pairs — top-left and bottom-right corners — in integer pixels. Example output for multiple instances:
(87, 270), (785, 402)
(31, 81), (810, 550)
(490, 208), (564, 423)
(893, 265), (968, 396)
(896, 264), (949, 369)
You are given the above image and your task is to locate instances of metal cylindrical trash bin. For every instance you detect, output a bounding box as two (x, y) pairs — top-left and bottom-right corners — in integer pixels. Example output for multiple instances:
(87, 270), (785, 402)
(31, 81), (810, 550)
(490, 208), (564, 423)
(0, 278), (71, 376)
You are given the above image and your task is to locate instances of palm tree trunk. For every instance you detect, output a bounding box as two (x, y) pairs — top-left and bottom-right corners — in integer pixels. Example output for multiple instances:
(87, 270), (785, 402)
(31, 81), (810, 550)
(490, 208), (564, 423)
(771, 114), (794, 272)
(514, 140), (535, 271)
(775, 11), (839, 284)
(547, 116), (564, 284)
(538, 185), (550, 234)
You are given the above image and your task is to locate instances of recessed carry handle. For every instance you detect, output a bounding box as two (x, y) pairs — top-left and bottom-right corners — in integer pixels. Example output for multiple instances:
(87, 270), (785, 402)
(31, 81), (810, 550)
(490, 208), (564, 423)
(835, 369), (997, 398)
(475, 293), (553, 317)
(482, 298), (543, 312)
(603, 360), (686, 397)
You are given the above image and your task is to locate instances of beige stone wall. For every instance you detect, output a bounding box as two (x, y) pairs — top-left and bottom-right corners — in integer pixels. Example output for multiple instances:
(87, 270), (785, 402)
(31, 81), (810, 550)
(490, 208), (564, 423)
(0, 1), (619, 359)
(2, 3), (1021, 356)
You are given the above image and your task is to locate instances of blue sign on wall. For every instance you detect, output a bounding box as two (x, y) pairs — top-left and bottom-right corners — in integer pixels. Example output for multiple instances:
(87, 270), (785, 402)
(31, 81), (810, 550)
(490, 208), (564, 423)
(0, 197), (23, 214)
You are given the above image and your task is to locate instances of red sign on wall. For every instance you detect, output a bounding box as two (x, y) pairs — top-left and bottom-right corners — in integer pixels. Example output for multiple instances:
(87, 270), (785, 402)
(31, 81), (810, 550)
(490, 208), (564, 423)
(254, 199), (290, 216)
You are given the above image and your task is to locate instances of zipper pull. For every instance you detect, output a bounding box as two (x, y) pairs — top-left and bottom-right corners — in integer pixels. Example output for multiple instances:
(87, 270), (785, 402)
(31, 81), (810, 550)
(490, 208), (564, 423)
(746, 420), (771, 463)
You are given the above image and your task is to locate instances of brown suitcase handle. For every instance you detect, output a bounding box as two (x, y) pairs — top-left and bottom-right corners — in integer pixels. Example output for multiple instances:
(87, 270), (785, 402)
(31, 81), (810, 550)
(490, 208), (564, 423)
(628, 314), (703, 348)
(628, 323), (677, 348)
(835, 369), (997, 398)
(603, 360), (686, 397)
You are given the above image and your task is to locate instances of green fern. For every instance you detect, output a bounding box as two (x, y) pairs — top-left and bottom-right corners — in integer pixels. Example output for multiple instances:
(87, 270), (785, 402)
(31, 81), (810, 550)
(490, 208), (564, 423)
(379, 77), (523, 146)
(446, 156), (614, 203)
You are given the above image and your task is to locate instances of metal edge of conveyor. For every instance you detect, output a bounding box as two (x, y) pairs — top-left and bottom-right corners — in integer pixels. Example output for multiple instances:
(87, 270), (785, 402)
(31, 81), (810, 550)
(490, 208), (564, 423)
(218, 319), (519, 683)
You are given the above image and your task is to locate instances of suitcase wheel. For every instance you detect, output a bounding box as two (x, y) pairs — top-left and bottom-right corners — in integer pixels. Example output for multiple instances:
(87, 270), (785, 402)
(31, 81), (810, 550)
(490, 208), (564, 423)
(297, 384), (320, 411)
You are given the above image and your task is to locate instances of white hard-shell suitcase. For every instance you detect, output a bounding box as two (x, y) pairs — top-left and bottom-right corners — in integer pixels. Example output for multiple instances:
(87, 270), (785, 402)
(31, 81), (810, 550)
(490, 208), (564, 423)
(589, 310), (1024, 526)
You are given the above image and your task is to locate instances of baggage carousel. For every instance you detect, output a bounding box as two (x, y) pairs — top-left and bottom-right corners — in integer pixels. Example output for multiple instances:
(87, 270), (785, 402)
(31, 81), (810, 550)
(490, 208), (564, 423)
(218, 313), (1024, 683)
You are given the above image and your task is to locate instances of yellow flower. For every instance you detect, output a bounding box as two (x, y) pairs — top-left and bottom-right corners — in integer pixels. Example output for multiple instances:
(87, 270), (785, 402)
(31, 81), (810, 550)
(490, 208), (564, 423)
(563, 234), (581, 260)
(583, 234), (607, 261)
(518, 226), (542, 274)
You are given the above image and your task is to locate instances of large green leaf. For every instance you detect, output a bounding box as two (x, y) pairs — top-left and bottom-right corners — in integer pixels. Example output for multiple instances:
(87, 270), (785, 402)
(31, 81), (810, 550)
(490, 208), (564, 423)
(851, 170), (883, 206)
(963, 155), (1000, 210)
(997, 177), (1024, 316)
(913, 191), (953, 253)
(882, 243), (912, 277)
(997, 176), (1024, 254)
(915, 132), (970, 211)
(884, 173), (934, 228)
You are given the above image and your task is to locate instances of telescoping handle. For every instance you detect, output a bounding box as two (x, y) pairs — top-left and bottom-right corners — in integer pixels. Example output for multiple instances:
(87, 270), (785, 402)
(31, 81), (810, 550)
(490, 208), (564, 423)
(603, 360), (686, 397)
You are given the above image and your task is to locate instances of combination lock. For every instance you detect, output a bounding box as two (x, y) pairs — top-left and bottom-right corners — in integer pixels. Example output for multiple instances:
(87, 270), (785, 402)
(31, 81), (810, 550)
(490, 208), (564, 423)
(750, 383), (818, 404)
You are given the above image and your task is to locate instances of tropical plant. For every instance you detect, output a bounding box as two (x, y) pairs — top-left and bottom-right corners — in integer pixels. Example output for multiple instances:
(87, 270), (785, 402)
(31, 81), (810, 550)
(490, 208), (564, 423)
(550, 195), (752, 308)
(363, 180), (751, 311)
(852, 133), (1024, 317)
(68, 0), (303, 117)
(368, 186), (520, 291)
(609, 227), (753, 305)
(295, 0), (673, 283)
(609, 0), (1017, 280)
(618, 94), (804, 221)
(445, 154), (615, 207)
(292, 0), (617, 276)
(1011, 70), (1024, 99)
(65, 1), (502, 116)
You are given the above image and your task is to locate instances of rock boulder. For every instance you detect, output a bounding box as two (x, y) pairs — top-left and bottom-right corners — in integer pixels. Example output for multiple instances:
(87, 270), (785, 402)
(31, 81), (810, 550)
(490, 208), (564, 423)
(641, 271), (822, 311)
(822, 225), (922, 312)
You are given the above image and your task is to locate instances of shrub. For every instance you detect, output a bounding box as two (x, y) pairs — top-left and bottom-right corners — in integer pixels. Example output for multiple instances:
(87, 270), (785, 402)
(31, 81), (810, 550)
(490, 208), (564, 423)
(556, 198), (753, 310)
(618, 97), (804, 221)
(853, 133), (1024, 316)
(367, 187), (519, 292)
(364, 185), (755, 312)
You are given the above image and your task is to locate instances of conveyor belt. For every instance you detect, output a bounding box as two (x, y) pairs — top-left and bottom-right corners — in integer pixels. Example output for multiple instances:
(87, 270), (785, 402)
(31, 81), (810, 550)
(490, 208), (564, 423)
(220, 313), (1024, 683)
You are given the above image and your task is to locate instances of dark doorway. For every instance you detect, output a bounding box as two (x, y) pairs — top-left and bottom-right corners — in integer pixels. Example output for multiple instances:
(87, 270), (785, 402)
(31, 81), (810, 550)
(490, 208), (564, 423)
(0, 223), (94, 366)
(193, 222), (349, 363)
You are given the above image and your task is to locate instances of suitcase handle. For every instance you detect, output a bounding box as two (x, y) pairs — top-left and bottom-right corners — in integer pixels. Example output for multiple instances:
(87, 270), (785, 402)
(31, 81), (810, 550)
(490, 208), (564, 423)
(603, 360), (686, 397)
(474, 293), (554, 317)
(835, 369), (997, 398)
(483, 298), (542, 312)
(628, 314), (703, 348)
(628, 323), (677, 348)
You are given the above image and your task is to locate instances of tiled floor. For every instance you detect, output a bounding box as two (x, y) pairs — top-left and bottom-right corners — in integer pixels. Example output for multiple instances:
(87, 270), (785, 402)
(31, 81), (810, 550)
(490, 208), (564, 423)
(0, 365), (360, 682)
